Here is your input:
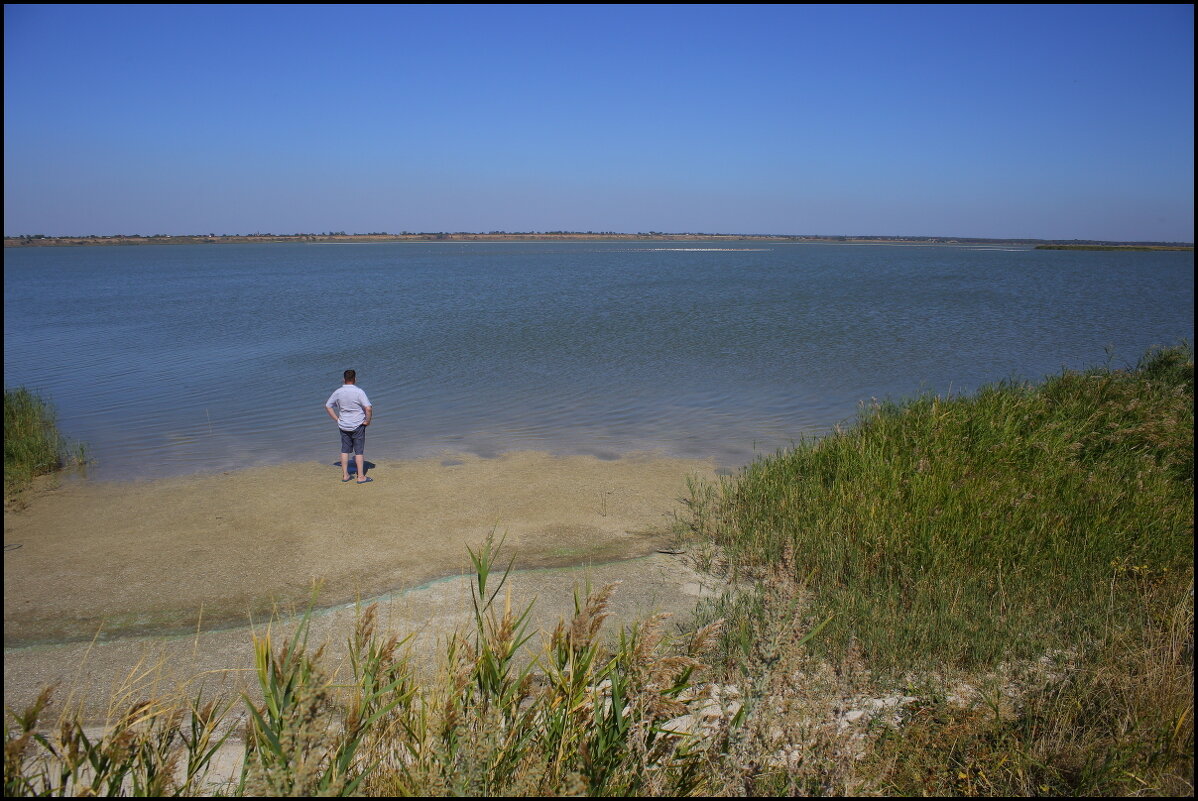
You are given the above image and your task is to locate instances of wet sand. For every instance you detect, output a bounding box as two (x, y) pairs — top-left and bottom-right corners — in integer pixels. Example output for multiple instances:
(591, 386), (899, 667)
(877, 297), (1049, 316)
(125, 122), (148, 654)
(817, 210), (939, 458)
(3, 451), (721, 717)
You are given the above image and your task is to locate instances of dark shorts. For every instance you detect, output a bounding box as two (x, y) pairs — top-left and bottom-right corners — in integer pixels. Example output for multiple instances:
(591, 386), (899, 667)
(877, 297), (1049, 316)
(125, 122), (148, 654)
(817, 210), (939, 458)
(339, 425), (366, 455)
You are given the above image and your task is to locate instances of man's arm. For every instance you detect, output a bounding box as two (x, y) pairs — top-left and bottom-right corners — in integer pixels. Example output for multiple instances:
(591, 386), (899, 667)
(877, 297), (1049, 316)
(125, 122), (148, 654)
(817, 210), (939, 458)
(363, 405), (373, 426)
(325, 404), (339, 424)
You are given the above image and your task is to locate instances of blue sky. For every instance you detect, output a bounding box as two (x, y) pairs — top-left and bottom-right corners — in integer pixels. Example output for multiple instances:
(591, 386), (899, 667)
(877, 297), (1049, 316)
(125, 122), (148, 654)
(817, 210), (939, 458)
(4, 4), (1193, 240)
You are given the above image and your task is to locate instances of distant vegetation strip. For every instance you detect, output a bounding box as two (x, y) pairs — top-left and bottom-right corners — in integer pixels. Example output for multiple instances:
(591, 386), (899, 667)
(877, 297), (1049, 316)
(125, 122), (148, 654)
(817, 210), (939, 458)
(5, 232), (1193, 248)
(1036, 244), (1193, 251)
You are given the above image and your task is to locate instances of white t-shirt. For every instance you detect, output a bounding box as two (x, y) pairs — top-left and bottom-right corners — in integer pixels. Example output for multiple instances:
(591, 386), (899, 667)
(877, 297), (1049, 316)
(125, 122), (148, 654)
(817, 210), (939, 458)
(325, 384), (372, 431)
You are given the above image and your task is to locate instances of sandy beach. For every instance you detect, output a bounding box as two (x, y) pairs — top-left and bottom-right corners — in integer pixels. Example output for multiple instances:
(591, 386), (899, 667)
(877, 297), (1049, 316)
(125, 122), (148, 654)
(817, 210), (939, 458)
(3, 451), (721, 717)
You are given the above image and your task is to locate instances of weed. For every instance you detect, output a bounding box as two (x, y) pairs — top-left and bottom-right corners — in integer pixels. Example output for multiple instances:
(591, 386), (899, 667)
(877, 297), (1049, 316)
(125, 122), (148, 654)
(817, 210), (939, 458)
(687, 343), (1194, 795)
(4, 387), (85, 505)
(4, 536), (726, 796)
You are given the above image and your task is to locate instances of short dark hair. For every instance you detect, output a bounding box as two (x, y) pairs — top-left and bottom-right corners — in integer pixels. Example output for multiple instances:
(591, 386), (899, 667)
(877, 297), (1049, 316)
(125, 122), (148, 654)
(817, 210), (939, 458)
(343, 369), (356, 383)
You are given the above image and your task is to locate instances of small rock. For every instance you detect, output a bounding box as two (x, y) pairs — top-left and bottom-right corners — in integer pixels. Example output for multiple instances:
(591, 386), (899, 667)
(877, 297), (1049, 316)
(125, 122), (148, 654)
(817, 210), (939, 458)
(661, 714), (700, 735)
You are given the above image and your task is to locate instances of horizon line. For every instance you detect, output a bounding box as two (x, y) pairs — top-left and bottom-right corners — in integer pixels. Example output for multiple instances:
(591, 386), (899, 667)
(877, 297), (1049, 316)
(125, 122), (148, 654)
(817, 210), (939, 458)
(5, 231), (1194, 246)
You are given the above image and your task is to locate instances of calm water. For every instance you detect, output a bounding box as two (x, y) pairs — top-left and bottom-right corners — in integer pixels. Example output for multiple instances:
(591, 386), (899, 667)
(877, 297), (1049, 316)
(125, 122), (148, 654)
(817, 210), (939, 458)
(4, 242), (1193, 479)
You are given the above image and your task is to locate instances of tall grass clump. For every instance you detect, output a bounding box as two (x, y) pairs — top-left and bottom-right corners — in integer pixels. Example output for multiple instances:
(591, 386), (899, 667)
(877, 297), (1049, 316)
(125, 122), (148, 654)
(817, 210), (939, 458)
(4, 536), (729, 797)
(354, 535), (727, 796)
(698, 344), (1192, 672)
(4, 386), (82, 501)
(688, 344), (1193, 795)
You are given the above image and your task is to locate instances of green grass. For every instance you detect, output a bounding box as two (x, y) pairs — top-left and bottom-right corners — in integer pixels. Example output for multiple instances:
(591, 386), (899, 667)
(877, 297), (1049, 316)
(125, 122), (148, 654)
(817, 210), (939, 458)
(694, 344), (1193, 674)
(686, 343), (1194, 795)
(4, 387), (84, 501)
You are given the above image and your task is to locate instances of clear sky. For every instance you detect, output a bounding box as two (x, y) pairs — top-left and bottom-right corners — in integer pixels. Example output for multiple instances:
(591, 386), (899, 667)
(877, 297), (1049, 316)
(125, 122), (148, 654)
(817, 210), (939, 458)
(4, 4), (1193, 241)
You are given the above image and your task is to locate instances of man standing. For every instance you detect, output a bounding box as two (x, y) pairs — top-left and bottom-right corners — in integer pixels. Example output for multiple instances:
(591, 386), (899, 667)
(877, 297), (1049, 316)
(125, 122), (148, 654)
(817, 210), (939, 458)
(325, 369), (373, 484)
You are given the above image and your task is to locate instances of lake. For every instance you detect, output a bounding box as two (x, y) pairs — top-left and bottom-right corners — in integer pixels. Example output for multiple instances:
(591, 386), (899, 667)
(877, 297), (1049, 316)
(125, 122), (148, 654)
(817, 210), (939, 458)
(3, 241), (1193, 479)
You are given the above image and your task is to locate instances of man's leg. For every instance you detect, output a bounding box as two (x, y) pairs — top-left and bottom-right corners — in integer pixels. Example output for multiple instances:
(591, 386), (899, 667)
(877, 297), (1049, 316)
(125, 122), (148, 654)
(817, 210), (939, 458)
(355, 425), (369, 482)
(339, 427), (354, 481)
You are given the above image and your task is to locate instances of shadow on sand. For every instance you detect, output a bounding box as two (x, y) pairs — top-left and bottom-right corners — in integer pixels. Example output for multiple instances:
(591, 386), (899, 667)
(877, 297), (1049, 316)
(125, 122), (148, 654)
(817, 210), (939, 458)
(332, 460), (376, 476)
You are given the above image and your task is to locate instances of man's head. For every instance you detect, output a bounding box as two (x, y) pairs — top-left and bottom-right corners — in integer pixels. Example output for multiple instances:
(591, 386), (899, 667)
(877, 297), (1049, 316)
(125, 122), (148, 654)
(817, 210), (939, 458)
(343, 369), (356, 384)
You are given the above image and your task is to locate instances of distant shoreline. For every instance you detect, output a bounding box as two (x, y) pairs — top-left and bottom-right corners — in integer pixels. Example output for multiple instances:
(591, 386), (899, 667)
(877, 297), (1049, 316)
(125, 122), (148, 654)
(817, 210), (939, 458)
(4, 233), (1192, 249)
(1033, 244), (1193, 251)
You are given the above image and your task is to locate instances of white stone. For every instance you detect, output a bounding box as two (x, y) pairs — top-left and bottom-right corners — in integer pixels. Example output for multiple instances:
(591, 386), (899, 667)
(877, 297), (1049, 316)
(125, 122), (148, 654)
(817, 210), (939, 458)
(661, 714), (700, 735)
